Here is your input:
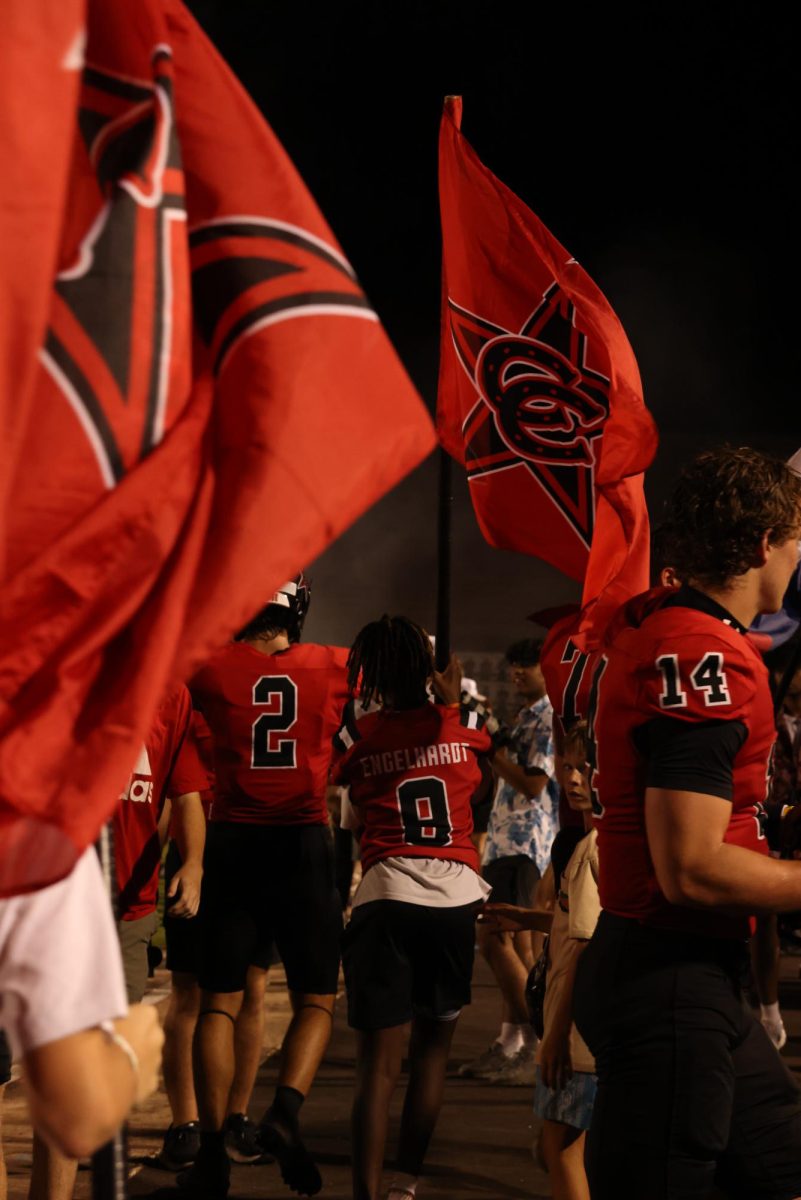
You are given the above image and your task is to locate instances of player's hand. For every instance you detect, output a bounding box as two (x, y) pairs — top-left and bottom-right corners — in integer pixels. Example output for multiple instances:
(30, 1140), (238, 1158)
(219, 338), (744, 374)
(478, 902), (534, 932)
(432, 654), (463, 706)
(114, 1004), (164, 1104)
(539, 1029), (573, 1092)
(167, 862), (202, 918)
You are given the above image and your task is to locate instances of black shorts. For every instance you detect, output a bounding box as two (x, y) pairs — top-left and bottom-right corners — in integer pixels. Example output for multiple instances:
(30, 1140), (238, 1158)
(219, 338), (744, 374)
(198, 822), (341, 995)
(163, 842), (278, 976)
(574, 911), (801, 1200)
(482, 854), (540, 907)
(342, 899), (478, 1031)
(0, 1029), (11, 1086)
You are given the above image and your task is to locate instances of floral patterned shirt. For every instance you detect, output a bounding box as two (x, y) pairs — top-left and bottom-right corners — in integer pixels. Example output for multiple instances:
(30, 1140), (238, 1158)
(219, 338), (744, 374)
(483, 694), (559, 875)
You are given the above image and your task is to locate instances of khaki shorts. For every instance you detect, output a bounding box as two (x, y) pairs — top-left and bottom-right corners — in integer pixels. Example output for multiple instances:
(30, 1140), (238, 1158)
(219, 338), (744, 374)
(116, 911), (158, 1004)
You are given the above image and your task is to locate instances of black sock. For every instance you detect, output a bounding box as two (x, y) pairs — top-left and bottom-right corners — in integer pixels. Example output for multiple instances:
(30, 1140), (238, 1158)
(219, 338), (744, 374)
(199, 1130), (226, 1156)
(270, 1085), (305, 1127)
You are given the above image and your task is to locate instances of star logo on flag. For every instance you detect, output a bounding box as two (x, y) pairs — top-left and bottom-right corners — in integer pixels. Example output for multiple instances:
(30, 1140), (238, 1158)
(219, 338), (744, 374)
(447, 283), (610, 549)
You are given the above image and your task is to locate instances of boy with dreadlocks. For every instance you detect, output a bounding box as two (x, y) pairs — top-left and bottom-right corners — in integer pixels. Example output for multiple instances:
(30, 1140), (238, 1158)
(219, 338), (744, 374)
(332, 615), (491, 1200)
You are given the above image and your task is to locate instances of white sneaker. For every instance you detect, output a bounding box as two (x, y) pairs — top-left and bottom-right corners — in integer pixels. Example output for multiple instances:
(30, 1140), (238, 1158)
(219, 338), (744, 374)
(761, 1016), (788, 1051)
(485, 1045), (537, 1086)
(457, 1042), (512, 1078)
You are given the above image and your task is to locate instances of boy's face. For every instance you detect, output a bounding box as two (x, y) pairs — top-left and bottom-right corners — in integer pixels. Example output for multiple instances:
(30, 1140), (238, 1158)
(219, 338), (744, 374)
(562, 751), (591, 812)
(509, 660), (545, 702)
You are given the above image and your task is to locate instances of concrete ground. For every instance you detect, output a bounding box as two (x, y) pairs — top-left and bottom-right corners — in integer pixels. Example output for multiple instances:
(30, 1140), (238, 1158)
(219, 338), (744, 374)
(3, 954), (801, 1200)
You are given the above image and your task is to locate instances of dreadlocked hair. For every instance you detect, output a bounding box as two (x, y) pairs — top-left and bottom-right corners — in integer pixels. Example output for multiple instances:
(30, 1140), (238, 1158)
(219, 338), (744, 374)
(348, 615), (434, 710)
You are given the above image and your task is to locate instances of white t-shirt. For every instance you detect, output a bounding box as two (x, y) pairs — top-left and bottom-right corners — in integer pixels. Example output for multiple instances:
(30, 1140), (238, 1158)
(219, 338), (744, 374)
(0, 847), (128, 1058)
(341, 789), (490, 908)
(352, 856), (491, 908)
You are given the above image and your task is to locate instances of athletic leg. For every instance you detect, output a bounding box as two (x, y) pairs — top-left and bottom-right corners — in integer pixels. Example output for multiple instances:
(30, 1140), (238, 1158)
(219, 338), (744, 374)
(228, 964), (268, 1116)
(394, 1015), (457, 1179)
(539, 1121), (589, 1200)
(257, 992), (334, 1197)
(163, 972), (201, 1126)
(351, 1025), (407, 1200)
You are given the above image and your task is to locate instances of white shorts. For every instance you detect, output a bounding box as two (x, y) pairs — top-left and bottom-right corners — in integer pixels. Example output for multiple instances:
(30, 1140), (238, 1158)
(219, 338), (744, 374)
(0, 848), (128, 1058)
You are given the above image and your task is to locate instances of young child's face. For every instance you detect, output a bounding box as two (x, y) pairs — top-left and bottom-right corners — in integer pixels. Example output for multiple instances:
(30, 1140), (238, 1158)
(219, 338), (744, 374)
(562, 750), (591, 812)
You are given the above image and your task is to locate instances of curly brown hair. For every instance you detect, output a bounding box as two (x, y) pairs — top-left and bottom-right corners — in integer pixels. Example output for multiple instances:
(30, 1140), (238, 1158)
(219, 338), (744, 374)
(663, 446), (801, 588)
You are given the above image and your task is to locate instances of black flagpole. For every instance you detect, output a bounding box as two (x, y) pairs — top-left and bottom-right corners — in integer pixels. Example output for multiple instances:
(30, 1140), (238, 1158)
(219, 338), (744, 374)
(92, 822), (129, 1200)
(435, 448), (452, 671)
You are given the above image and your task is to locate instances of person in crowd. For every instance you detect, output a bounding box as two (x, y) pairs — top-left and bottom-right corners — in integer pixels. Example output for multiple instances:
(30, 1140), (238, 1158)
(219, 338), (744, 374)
(574, 446), (801, 1199)
(157, 711), (276, 1171)
(29, 684), (207, 1200)
(332, 616), (491, 1200)
(461, 638), (558, 1085)
(185, 575), (348, 1199)
(482, 721), (598, 1200)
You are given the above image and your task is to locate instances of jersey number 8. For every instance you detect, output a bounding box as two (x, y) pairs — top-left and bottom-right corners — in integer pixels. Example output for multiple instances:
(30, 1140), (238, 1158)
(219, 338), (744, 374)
(396, 776), (453, 847)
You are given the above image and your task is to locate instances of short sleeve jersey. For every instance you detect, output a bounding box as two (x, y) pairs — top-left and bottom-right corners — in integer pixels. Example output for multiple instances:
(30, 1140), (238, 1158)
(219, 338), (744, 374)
(332, 702), (490, 874)
(114, 684), (207, 920)
(592, 587), (774, 940)
(191, 641), (350, 825)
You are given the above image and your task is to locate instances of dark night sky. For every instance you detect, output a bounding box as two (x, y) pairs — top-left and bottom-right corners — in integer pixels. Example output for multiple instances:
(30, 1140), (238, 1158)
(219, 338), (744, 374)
(188, 2), (798, 652)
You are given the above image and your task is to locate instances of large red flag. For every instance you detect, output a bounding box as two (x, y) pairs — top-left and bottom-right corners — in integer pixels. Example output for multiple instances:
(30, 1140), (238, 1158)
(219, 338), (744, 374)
(0, 0), (435, 897)
(0, 0), (86, 567)
(437, 96), (656, 633)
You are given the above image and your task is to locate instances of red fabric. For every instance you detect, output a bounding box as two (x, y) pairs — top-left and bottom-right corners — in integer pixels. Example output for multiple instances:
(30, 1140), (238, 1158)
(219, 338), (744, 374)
(0, 1), (86, 569)
(437, 96), (656, 612)
(0, 0), (435, 898)
(333, 704), (489, 874)
(192, 642), (350, 826)
(593, 590), (773, 941)
(114, 684), (206, 920)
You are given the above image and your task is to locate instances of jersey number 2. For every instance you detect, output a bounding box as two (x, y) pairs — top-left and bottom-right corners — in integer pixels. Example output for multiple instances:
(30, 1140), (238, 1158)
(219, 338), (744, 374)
(396, 776), (452, 846)
(252, 676), (298, 768)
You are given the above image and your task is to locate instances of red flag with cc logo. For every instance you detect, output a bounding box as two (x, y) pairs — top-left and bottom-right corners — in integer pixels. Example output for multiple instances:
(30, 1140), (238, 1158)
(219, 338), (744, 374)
(437, 97), (656, 645)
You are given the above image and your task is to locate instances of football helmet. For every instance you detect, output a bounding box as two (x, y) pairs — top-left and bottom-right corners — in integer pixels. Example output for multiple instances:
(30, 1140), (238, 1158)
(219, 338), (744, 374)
(236, 572), (311, 643)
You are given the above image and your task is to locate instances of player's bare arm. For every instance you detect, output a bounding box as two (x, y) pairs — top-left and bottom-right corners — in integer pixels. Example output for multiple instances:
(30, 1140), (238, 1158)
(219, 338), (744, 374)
(491, 752), (548, 800)
(646, 787), (801, 912)
(22, 1005), (164, 1159)
(479, 902), (554, 934)
(168, 790), (205, 918)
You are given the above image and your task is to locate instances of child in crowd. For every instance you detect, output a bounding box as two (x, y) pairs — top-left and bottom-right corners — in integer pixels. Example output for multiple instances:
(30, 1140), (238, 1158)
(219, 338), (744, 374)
(482, 721), (598, 1200)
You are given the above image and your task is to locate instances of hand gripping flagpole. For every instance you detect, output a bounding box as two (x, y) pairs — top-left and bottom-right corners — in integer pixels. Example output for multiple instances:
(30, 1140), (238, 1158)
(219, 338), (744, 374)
(435, 448), (452, 671)
(92, 822), (129, 1200)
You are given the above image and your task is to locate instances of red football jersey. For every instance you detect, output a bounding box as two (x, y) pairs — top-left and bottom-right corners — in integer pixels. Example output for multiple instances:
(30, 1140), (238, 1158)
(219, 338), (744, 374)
(592, 589), (774, 940)
(114, 685), (207, 920)
(333, 703), (491, 874)
(540, 611), (600, 831)
(191, 642), (350, 825)
(540, 612), (599, 749)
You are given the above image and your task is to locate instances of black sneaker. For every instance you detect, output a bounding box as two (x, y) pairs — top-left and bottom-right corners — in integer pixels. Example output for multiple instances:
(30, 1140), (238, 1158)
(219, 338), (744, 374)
(157, 1122), (201, 1171)
(223, 1113), (271, 1164)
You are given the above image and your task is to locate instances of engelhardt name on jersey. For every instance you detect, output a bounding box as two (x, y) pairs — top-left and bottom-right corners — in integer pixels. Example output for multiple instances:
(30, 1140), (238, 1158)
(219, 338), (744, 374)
(333, 702), (491, 873)
(359, 739), (477, 778)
